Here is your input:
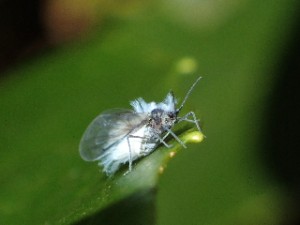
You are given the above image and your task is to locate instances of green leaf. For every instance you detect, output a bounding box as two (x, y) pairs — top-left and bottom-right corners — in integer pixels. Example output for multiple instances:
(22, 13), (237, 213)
(66, 131), (203, 225)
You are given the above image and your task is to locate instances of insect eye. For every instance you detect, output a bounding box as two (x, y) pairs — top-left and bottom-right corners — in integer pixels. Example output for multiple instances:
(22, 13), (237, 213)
(168, 113), (175, 119)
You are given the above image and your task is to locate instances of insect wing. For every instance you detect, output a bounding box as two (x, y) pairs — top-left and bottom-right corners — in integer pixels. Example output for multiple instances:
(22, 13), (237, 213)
(79, 109), (145, 161)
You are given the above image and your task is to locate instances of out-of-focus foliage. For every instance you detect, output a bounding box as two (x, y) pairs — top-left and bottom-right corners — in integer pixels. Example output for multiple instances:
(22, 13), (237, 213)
(0, 0), (298, 224)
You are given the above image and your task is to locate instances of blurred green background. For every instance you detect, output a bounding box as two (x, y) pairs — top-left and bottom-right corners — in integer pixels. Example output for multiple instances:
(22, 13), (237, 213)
(0, 0), (299, 224)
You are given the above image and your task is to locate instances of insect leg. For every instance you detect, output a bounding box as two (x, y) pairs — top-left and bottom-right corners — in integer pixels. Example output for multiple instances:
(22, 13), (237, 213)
(126, 136), (133, 172)
(165, 128), (187, 148)
(127, 134), (145, 172)
(156, 133), (172, 148)
(178, 111), (201, 132)
(161, 132), (170, 142)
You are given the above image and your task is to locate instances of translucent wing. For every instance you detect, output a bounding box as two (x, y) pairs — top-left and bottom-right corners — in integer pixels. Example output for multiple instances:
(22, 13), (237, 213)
(79, 109), (147, 161)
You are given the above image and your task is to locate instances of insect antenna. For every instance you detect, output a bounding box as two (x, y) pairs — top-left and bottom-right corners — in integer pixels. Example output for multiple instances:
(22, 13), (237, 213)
(176, 76), (202, 113)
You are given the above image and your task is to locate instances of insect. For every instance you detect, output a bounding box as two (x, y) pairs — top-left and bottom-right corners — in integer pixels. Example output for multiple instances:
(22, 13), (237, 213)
(79, 76), (202, 176)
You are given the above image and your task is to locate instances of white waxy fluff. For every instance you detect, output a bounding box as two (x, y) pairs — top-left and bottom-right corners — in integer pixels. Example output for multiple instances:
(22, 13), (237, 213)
(79, 77), (202, 176)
